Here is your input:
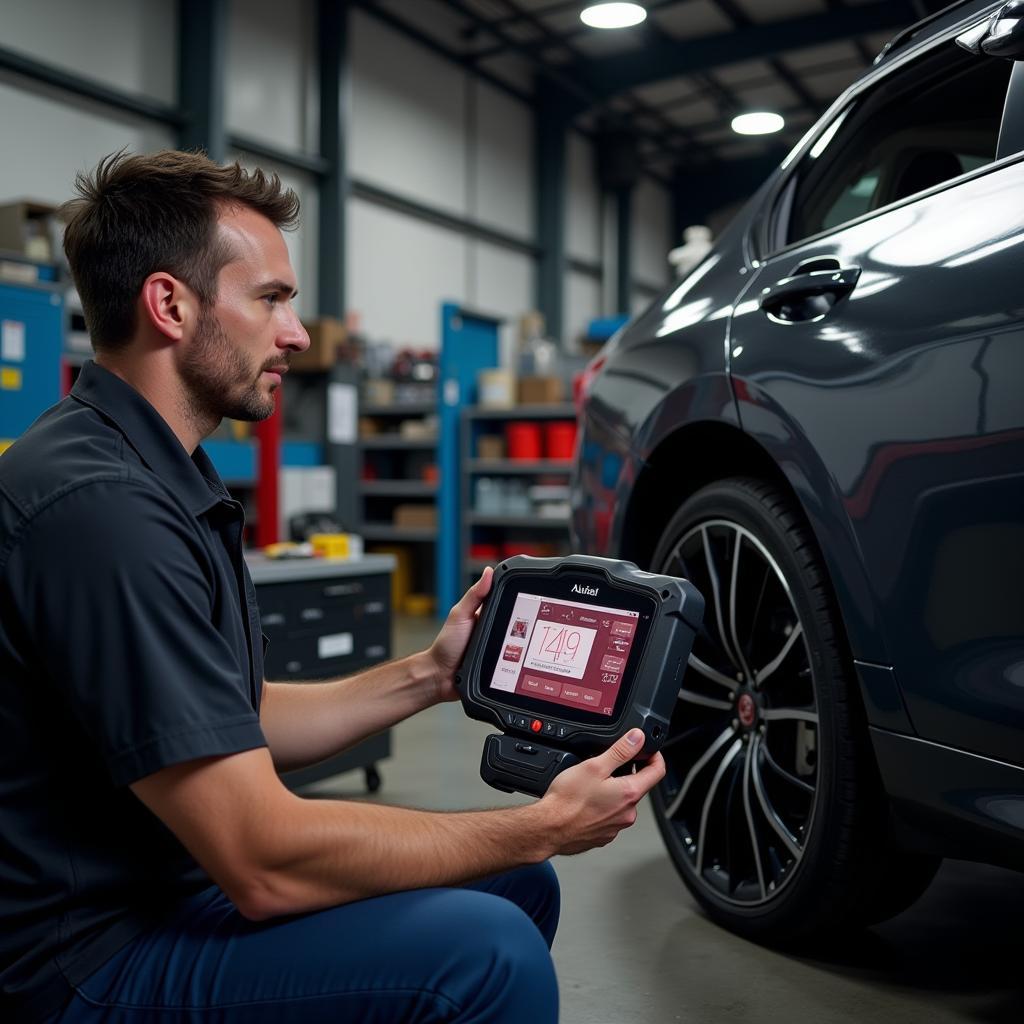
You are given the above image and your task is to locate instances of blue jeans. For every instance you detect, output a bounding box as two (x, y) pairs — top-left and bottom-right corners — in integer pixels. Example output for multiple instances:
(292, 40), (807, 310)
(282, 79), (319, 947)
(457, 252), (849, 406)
(50, 863), (560, 1023)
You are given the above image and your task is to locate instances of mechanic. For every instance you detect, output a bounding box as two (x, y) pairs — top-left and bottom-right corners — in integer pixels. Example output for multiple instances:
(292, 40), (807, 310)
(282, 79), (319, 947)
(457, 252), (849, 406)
(0, 150), (666, 1024)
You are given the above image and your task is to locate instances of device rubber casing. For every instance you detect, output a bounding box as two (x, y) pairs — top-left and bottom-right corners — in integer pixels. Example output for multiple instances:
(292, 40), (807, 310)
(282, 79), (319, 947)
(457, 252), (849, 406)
(456, 555), (705, 796)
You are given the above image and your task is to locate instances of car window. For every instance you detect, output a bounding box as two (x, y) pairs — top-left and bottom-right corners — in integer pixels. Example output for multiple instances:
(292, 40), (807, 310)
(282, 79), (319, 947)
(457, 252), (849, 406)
(784, 45), (1012, 247)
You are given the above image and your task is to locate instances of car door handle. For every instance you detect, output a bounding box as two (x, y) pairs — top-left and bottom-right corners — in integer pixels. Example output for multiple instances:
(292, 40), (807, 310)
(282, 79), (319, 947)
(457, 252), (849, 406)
(759, 266), (861, 322)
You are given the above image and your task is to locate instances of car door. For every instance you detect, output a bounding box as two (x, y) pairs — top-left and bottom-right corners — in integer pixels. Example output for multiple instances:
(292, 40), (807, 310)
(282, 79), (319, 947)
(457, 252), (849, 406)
(727, 30), (1024, 766)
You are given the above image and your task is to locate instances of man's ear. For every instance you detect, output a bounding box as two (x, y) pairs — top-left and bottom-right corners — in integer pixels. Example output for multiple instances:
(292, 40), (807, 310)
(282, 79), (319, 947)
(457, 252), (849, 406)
(139, 272), (197, 342)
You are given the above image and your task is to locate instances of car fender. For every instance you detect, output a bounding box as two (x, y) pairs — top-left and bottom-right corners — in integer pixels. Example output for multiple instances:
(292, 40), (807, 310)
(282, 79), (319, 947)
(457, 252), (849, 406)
(731, 373), (891, 668)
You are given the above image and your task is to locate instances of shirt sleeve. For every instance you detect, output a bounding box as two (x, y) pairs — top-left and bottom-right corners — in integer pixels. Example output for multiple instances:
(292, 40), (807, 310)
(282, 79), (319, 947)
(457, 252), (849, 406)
(8, 477), (267, 786)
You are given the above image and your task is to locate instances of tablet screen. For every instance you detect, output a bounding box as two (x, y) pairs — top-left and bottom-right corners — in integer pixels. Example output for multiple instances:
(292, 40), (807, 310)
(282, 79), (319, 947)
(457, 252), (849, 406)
(487, 591), (640, 717)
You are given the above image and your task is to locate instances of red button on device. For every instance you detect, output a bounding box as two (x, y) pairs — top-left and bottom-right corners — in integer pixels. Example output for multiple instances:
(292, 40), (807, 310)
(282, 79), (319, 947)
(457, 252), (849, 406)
(531, 719), (542, 733)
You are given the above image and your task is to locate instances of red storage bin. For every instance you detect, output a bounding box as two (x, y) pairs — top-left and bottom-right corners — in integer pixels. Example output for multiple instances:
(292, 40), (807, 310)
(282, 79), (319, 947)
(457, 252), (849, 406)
(469, 543), (500, 562)
(544, 420), (577, 461)
(505, 421), (542, 460)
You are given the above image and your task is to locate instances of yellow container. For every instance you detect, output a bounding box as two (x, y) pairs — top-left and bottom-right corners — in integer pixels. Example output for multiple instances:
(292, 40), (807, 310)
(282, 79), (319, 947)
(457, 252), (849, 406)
(403, 593), (436, 617)
(310, 533), (355, 559)
(367, 545), (413, 609)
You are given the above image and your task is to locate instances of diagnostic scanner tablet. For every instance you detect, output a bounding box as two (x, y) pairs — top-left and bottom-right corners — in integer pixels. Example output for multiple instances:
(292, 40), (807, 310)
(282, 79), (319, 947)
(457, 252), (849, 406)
(456, 555), (705, 796)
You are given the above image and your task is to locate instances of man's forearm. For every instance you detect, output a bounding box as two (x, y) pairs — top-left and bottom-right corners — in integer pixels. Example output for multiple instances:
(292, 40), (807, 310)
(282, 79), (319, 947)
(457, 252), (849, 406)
(238, 794), (557, 920)
(260, 652), (441, 771)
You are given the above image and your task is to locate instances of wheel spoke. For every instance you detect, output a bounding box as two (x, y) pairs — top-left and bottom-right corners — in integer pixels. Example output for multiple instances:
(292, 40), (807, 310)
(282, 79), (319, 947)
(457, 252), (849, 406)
(761, 739), (814, 795)
(678, 688), (732, 711)
(742, 745), (767, 899)
(701, 527), (742, 673)
(754, 623), (804, 688)
(696, 738), (743, 874)
(689, 655), (739, 692)
(762, 706), (818, 724)
(751, 736), (802, 860)
(664, 727), (734, 818)
(728, 531), (755, 683)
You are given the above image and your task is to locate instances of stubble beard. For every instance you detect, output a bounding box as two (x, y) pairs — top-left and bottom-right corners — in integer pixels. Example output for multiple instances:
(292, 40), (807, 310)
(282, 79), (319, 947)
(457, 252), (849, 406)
(180, 307), (278, 430)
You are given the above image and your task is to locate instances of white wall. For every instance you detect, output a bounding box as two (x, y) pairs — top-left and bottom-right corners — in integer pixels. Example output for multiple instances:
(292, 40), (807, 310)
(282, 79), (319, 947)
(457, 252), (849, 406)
(346, 198), (468, 346)
(346, 9), (539, 349)
(1, 0), (176, 104)
(474, 242), (534, 364)
(350, 11), (468, 218)
(226, 0), (318, 155)
(632, 177), (673, 287)
(471, 81), (534, 239)
(0, 0), (176, 207)
(0, 85), (175, 206)
(567, 271), (603, 348)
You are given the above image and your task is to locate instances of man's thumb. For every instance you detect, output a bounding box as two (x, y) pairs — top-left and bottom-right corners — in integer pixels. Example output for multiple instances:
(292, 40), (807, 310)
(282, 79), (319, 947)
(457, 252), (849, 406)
(597, 729), (644, 773)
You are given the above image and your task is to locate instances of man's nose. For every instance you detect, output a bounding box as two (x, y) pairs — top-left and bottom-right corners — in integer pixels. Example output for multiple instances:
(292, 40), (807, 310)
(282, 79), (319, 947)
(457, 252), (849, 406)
(279, 308), (310, 352)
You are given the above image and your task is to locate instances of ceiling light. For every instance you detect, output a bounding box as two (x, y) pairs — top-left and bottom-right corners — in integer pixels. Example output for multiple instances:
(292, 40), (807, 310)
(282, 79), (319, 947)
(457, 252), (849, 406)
(731, 112), (785, 136)
(580, 3), (648, 30)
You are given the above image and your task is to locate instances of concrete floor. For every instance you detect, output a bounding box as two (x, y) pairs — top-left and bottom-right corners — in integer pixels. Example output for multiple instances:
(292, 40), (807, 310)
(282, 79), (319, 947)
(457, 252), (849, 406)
(306, 617), (1024, 1024)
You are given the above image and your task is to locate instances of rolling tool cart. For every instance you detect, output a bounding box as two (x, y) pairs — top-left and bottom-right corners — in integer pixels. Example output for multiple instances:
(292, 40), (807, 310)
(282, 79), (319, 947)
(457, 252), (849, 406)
(247, 553), (395, 793)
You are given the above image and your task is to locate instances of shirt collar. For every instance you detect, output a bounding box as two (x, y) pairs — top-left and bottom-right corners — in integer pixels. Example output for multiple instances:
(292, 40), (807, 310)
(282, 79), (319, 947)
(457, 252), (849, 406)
(71, 360), (230, 516)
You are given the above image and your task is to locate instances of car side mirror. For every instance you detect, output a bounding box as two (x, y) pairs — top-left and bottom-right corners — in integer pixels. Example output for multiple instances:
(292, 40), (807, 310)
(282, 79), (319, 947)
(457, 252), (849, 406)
(957, 0), (1024, 59)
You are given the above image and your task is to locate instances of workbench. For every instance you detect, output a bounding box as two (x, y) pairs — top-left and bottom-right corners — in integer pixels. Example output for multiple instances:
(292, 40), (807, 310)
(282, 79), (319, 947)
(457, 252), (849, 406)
(246, 553), (395, 792)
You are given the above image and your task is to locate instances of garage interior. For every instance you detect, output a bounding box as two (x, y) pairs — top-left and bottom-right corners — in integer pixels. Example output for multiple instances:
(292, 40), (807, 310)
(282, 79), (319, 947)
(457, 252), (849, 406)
(1, 0), (1022, 1021)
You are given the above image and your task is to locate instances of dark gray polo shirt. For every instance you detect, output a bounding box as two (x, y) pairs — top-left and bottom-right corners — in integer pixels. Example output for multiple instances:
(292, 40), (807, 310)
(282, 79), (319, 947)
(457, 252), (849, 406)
(0, 360), (268, 1020)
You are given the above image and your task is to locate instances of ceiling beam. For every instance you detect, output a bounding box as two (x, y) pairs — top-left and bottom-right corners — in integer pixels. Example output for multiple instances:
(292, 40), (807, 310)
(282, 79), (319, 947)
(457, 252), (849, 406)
(572, 0), (916, 98)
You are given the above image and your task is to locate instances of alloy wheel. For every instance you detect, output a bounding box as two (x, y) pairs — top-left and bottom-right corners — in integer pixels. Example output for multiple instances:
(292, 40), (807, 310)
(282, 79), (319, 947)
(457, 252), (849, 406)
(655, 519), (819, 906)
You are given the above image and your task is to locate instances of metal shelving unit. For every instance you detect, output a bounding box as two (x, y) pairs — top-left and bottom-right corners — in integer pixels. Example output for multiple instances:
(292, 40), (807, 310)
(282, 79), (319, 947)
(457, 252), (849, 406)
(468, 459), (572, 474)
(357, 394), (440, 610)
(460, 403), (576, 582)
(359, 480), (438, 497)
(360, 525), (438, 542)
(359, 435), (437, 450)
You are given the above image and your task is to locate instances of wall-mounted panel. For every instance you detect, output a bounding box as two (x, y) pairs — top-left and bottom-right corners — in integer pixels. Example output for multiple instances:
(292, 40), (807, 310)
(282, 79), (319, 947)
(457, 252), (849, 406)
(632, 178), (672, 287)
(350, 11), (467, 217)
(347, 197), (467, 348)
(0, 84), (175, 206)
(566, 270), (602, 349)
(227, 0), (318, 154)
(472, 81), (533, 241)
(1, 0), (176, 104)
(568, 131), (601, 263)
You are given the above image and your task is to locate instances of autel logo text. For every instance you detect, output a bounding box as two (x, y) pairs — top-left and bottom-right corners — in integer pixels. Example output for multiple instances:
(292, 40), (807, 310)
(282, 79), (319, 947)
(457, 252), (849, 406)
(571, 584), (599, 596)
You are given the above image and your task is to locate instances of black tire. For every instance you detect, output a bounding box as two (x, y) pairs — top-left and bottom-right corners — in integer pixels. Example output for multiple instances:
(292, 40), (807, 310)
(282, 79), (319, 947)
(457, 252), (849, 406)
(649, 477), (939, 941)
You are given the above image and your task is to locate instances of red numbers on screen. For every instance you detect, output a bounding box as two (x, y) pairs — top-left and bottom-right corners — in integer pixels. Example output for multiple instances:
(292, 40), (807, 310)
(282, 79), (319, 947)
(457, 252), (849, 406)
(540, 626), (582, 663)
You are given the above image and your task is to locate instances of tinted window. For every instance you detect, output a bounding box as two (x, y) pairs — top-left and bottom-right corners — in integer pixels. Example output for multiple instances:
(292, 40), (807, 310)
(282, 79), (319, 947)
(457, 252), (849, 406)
(786, 47), (1012, 246)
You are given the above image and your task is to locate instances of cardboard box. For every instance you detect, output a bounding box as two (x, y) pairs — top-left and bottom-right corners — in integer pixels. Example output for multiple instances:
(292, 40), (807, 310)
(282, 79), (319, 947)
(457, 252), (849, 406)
(0, 201), (62, 262)
(294, 317), (347, 371)
(393, 504), (438, 529)
(477, 434), (505, 460)
(517, 376), (564, 405)
(478, 368), (515, 408)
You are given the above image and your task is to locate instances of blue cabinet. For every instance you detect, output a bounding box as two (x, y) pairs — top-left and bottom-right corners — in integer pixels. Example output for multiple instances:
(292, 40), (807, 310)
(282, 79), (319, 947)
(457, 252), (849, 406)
(0, 281), (63, 450)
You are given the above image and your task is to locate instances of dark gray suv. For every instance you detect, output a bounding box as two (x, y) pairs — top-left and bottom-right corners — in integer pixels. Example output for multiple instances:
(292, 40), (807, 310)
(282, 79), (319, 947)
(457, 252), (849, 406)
(571, 0), (1024, 940)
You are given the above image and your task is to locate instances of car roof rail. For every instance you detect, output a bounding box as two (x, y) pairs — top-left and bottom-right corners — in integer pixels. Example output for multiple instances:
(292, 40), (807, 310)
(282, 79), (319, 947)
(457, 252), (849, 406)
(874, 0), (984, 65)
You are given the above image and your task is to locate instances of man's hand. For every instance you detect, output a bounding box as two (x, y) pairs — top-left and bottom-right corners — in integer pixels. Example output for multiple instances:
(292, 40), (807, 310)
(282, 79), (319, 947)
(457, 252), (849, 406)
(425, 567), (493, 703)
(540, 729), (666, 855)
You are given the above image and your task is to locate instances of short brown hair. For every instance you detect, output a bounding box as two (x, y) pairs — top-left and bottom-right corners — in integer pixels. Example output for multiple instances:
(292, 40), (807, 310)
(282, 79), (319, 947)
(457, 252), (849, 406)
(61, 149), (300, 352)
